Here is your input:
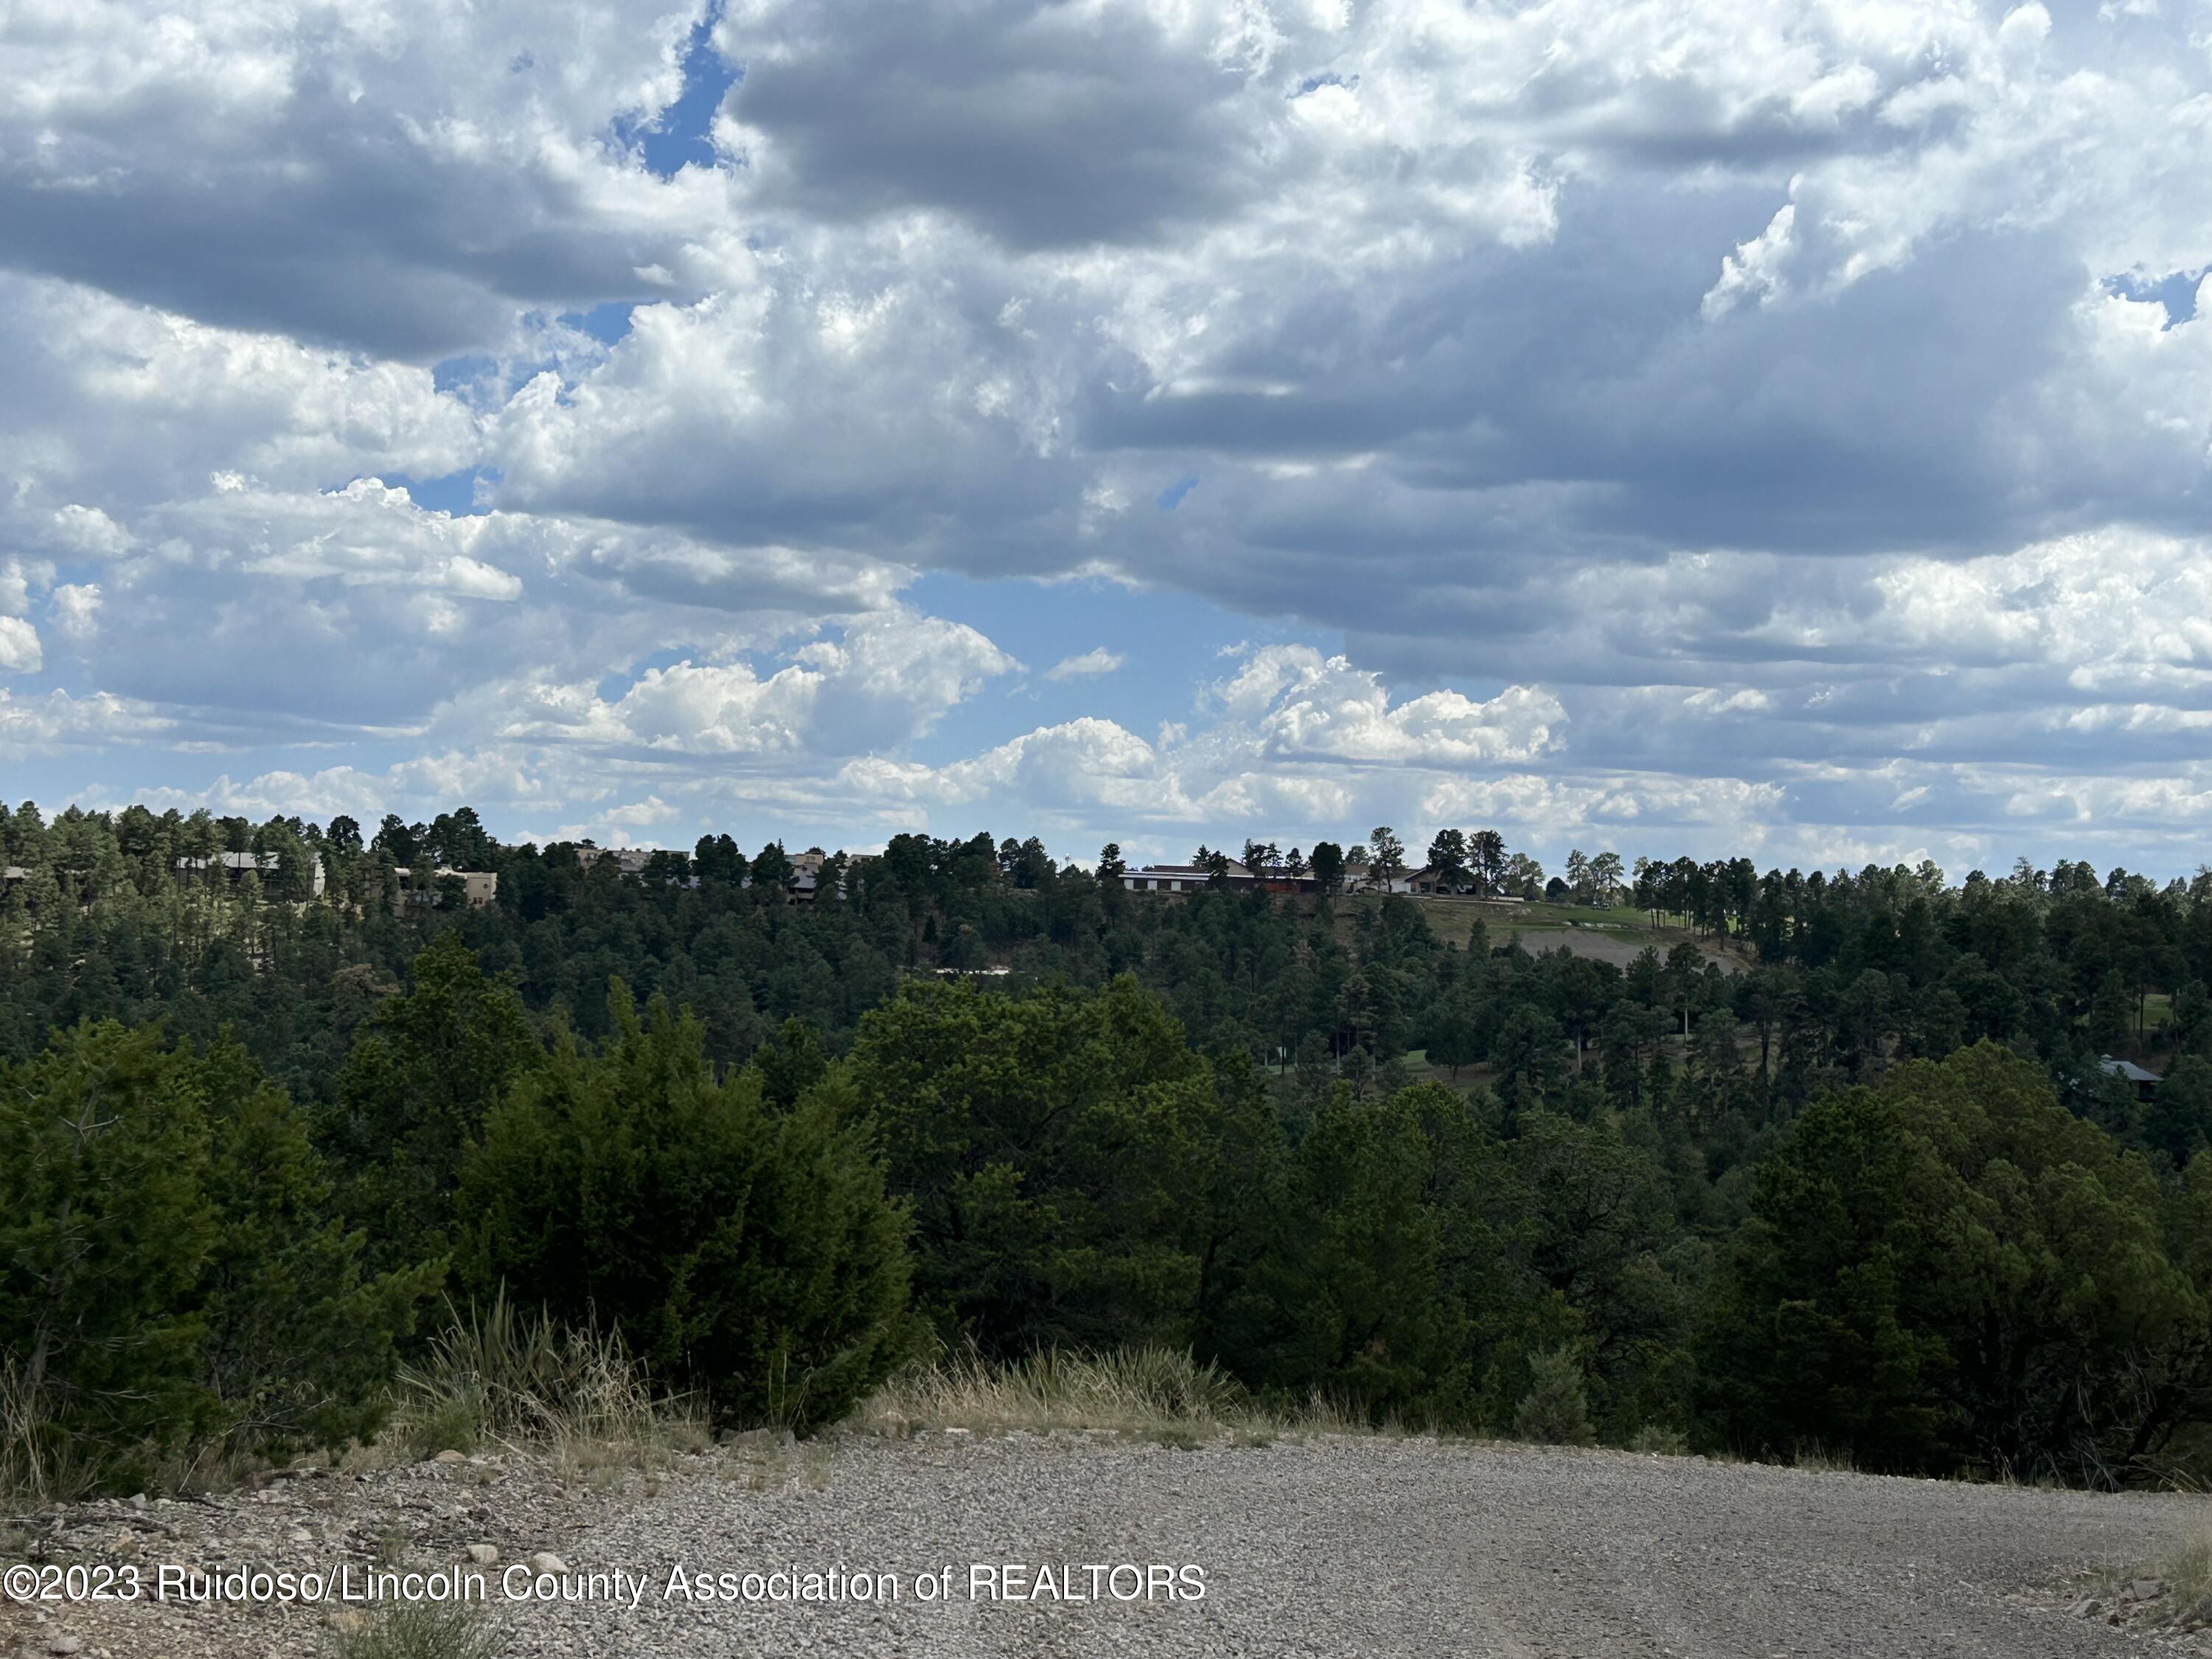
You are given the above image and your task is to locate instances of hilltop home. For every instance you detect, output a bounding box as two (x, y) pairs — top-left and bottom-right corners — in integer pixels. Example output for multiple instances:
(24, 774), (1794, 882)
(176, 851), (327, 899)
(391, 866), (498, 909)
(1340, 854), (1419, 895)
(2098, 1055), (2161, 1103)
(1122, 861), (1255, 894)
(788, 849), (826, 904)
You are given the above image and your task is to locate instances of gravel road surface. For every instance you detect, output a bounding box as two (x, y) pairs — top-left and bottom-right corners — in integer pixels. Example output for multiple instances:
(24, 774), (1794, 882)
(11, 1433), (2204, 1658)
(509, 1433), (2202, 1658)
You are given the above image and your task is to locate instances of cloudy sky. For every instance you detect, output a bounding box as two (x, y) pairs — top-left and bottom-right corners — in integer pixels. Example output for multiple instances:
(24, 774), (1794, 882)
(4, 0), (2212, 874)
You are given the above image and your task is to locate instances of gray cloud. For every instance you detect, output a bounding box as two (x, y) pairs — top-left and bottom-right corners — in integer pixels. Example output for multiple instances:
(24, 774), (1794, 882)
(718, 0), (1262, 248)
(0, 0), (717, 357)
(8, 0), (2212, 869)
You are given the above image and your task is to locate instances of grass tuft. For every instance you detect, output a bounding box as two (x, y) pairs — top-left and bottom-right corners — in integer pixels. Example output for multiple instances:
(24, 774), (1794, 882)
(327, 1603), (504, 1659)
(1792, 1441), (1857, 1474)
(2141, 1518), (2212, 1625)
(853, 1346), (1259, 1441)
(389, 1289), (702, 1468)
(0, 1357), (108, 1505)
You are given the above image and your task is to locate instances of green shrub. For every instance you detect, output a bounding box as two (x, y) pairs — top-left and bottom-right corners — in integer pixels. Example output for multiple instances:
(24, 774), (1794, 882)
(844, 976), (1245, 1358)
(1514, 1347), (1596, 1446)
(1239, 1086), (1472, 1425)
(196, 1040), (442, 1454)
(1627, 1422), (1689, 1455)
(459, 987), (911, 1434)
(0, 1022), (218, 1484)
(327, 933), (538, 1275)
(1703, 1043), (2212, 1481)
(328, 1603), (504, 1659)
(400, 1391), (482, 1460)
(0, 1023), (433, 1496)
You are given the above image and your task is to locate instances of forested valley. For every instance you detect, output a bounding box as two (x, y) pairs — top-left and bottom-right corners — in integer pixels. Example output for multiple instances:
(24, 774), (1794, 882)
(5, 799), (2212, 1500)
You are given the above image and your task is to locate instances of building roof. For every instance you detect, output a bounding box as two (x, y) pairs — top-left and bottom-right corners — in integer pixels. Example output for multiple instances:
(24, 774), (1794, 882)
(2098, 1056), (2160, 1085)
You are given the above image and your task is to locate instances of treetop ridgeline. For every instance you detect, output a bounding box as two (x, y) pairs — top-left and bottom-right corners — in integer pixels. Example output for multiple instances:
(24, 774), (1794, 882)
(4, 795), (2212, 1492)
(3, 799), (2206, 1088)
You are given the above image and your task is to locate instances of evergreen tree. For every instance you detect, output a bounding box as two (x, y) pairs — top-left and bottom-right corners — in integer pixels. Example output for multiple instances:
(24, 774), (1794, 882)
(460, 987), (911, 1433)
(0, 1023), (218, 1475)
(326, 933), (538, 1271)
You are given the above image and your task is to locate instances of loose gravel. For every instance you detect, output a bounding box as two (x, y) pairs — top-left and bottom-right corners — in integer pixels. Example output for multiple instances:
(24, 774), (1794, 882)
(7, 1433), (2206, 1658)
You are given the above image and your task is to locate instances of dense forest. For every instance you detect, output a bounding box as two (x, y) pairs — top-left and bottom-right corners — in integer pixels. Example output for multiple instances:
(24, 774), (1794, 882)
(4, 799), (2211, 1495)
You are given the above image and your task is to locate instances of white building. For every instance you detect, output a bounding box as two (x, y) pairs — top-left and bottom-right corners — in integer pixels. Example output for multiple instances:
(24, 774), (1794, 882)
(1122, 861), (1254, 894)
(392, 866), (498, 908)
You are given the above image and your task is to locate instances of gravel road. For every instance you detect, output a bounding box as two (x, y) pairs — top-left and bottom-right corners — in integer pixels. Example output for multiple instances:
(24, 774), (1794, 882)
(12, 1433), (2205, 1658)
(503, 1433), (2202, 1658)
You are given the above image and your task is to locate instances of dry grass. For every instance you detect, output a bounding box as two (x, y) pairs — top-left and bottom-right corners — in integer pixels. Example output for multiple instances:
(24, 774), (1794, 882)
(850, 1346), (1375, 1446)
(0, 1357), (107, 1505)
(389, 1290), (706, 1472)
(2131, 1517), (2212, 1627)
(1792, 1441), (1857, 1475)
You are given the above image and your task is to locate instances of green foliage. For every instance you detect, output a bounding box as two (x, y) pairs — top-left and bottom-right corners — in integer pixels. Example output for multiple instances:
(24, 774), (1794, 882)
(2089, 967), (2136, 1054)
(846, 976), (1244, 1357)
(1627, 1422), (1689, 1455)
(1491, 1004), (1566, 1111)
(0, 1022), (429, 1490)
(393, 1289), (677, 1456)
(15, 797), (2212, 1485)
(1514, 1346), (1596, 1445)
(195, 1040), (441, 1453)
(328, 1604), (505, 1659)
(2147, 1056), (2212, 1167)
(327, 933), (538, 1272)
(1234, 1084), (1470, 1422)
(458, 986), (911, 1433)
(1705, 1043), (2212, 1481)
(0, 1023), (215, 1477)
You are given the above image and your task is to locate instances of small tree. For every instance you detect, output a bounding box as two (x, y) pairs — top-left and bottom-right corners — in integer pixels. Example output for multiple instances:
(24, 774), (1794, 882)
(1368, 827), (1406, 891)
(1423, 995), (1484, 1079)
(751, 841), (795, 897)
(1514, 1346), (1595, 1445)
(327, 933), (537, 1272)
(1590, 850), (1624, 905)
(2087, 968), (2135, 1055)
(1503, 852), (1544, 899)
(1425, 829), (1469, 892)
(1469, 830), (1506, 894)
(1565, 849), (1591, 903)
(1310, 841), (1346, 895)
